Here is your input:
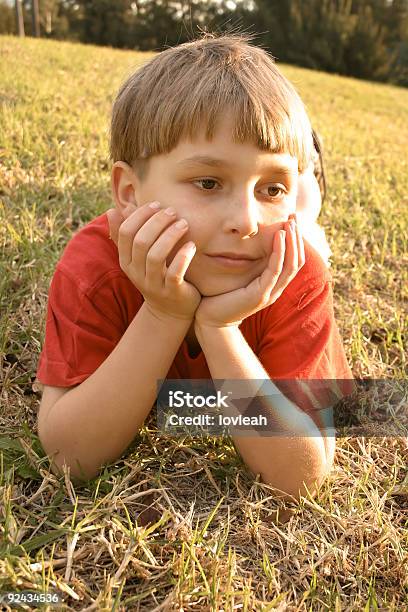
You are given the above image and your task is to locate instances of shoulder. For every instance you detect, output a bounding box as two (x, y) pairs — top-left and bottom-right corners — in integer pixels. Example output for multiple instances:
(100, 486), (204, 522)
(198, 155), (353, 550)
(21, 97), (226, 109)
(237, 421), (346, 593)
(55, 212), (127, 297)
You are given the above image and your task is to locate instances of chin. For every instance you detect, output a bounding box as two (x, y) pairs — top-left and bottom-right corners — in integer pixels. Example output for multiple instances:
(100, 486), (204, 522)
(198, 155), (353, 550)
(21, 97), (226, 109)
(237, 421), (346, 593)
(184, 258), (263, 296)
(199, 285), (234, 297)
(189, 275), (253, 297)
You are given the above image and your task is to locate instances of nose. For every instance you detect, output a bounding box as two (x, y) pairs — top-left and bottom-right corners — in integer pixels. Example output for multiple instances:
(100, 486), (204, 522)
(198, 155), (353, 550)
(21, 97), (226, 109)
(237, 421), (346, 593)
(221, 189), (261, 237)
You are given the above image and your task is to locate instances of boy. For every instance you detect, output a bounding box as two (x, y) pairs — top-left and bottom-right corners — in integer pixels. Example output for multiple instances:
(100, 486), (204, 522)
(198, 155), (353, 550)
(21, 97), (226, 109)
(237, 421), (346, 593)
(35, 33), (354, 502)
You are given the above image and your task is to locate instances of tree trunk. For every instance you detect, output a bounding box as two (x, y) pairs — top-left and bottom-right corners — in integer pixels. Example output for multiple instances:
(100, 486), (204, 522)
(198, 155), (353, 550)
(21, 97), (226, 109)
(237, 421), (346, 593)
(46, 10), (52, 34)
(15, 0), (25, 37)
(32, 0), (40, 37)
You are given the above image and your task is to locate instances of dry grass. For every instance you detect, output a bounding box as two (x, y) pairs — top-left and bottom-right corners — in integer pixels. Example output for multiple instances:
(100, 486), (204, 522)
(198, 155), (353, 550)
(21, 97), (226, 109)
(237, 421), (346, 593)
(0, 35), (407, 610)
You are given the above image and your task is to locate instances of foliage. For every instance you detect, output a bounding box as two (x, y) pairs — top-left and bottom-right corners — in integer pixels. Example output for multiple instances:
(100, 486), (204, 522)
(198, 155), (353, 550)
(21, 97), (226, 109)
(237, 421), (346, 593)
(255, 0), (408, 85)
(0, 1), (407, 81)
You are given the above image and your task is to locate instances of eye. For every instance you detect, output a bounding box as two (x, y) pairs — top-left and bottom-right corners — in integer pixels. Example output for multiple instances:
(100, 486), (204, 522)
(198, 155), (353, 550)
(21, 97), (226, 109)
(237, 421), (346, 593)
(259, 184), (286, 199)
(192, 178), (287, 200)
(193, 178), (220, 191)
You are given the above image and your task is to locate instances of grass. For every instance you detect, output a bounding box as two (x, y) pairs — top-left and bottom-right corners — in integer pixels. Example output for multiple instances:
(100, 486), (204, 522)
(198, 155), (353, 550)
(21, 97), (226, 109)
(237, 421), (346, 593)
(0, 34), (407, 610)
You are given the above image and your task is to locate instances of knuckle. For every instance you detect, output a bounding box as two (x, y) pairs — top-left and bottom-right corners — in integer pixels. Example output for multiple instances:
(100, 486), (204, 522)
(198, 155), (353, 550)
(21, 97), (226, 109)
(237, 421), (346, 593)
(133, 235), (148, 249)
(169, 277), (183, 287)
(118, 257), (128, 273)
(166, 271), (183, 285)
(146, 250), (162, 264)
(118, 223), (132, 237)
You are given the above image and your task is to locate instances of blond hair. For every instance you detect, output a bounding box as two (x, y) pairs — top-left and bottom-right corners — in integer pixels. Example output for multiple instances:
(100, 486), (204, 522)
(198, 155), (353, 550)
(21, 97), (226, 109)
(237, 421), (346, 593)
(110, 32), (314, 180)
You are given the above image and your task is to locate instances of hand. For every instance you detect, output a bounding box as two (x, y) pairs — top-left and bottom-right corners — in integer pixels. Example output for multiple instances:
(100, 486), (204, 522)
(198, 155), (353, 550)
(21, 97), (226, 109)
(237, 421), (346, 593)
(107, 203), (201, 322)
(194, 214), (305, 328)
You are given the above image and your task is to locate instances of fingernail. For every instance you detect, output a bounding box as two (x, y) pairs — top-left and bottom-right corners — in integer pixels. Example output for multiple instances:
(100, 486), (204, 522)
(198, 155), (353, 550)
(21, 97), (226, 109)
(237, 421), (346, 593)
(175, 218), (188, 228)
(149, 201), (160, 209)
(164, 207), (176, 216)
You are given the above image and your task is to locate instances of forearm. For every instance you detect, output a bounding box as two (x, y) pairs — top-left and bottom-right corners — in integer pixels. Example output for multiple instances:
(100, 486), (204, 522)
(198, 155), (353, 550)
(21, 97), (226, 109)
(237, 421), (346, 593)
(194, 323), (334, 502)
(39, 303), (192, 482)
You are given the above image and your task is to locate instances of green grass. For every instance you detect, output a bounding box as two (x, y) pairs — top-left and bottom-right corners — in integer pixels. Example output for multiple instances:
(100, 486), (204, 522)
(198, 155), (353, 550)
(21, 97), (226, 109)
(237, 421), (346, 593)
(0, 34), (407, 610)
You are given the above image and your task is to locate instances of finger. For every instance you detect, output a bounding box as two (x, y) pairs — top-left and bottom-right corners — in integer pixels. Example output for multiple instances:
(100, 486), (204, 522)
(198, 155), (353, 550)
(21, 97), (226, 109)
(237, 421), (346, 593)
(288, 212), (304, 268)
(116, 201), (161, 264)
(166, 241), (197, 286)
(258, 229), (286, 297)
(146, 217), (190, 290)
(111, 201), (160, 242)
(281, 218), (298, 280)
(268, 219), (298, 297)
(106, 208), (123, 247)
(294, 214), (306, 268)
(130, 207), (183, 279)
(285, 218), (299, 278)
(118, 204), (173, 273)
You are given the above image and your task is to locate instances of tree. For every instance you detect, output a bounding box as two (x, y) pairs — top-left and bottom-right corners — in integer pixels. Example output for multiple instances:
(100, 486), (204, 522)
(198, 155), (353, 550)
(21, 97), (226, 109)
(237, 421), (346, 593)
(32, 0), (40, 36)
(4, 0), (406, 85)
(15, 0), (25, 36)
(251, 0), (408, 83)
(344, 3), (395, 79)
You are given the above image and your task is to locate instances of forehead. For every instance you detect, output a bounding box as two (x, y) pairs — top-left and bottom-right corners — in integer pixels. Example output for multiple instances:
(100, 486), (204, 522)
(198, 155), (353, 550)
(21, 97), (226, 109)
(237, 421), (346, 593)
(168, 114), (298, 173)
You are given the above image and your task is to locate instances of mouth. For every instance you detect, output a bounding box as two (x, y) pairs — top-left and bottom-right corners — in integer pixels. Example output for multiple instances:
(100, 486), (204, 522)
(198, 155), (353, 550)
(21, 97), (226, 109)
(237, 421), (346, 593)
(207, 251), (258, 260)
(205, 254), (261, 268)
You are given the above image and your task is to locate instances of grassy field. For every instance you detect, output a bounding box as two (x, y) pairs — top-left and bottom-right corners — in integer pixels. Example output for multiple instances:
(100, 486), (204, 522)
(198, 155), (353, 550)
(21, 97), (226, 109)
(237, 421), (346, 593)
(0, 34), (407, 610)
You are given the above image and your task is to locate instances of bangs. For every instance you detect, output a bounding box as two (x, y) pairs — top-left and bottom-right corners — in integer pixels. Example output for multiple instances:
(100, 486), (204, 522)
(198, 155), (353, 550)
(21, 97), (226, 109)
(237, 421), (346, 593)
(110, 34), (314, 176)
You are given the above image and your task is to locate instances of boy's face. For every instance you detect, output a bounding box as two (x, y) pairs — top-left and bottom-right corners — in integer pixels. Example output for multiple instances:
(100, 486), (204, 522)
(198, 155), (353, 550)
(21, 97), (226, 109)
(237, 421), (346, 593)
(119, 115), (299, 297)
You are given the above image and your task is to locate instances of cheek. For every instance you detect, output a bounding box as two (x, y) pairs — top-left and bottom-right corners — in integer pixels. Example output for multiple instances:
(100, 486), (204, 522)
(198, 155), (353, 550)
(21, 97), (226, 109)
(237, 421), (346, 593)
(177, 212), (209, 251)
(253, 198), (295, 229)
(258, 221), (286, 253)
(164, 220), (203, 267)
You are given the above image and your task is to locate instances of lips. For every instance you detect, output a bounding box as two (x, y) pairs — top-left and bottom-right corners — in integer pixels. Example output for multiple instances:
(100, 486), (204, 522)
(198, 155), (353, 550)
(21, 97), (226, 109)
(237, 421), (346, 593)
(207, 252), (258, 260)
(206, 254), (260, 269)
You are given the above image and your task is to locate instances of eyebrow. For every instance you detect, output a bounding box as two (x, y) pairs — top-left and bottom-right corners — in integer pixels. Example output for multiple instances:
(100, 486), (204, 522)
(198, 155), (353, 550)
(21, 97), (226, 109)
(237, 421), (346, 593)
(176, 154), (295, 175)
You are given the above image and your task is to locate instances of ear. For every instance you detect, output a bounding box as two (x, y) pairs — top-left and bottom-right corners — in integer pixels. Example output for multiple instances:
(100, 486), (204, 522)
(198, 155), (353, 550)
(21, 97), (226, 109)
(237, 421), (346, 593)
(111, 161), (139, 216)
(108, 162), (140, 246)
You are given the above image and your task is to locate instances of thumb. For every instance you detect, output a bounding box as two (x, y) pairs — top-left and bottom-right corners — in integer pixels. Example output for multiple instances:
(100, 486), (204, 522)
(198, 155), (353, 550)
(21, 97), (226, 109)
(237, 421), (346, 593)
(106, 208), (125, 247)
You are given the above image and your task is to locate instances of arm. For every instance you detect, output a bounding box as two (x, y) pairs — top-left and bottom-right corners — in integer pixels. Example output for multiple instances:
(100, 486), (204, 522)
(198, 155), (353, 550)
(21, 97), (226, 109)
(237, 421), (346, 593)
(194, 323), (334, 503)
(38, 303), (191, 483)
(39, 199), (201, 484)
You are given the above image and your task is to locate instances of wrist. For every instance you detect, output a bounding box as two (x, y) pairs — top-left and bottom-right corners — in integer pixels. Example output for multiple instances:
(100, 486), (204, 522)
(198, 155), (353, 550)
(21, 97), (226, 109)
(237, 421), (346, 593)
(142, 302), (194, 328)
(194, 319), (242, 340)
(194, 314), (243, 331)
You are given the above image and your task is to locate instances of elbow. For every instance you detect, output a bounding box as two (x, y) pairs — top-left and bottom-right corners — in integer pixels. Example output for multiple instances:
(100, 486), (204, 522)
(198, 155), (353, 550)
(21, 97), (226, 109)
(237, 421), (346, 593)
(49, 455), (99, 484)
(39, 425), (100, 484)
(262, 435), (336, 504)
(278, 461), (333, 504)
(300, 458), (333, 502)
(289, 437), (336, 502)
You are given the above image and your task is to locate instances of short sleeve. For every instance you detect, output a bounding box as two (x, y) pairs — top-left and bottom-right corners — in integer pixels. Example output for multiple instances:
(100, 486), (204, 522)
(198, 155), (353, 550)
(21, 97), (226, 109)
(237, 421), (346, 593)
(256, 279), (355, 428)
(35, 266), (128, 388)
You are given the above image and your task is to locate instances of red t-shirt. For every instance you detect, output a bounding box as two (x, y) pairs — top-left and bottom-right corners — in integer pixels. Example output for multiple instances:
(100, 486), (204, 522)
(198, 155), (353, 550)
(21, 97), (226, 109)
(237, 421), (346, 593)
(35, 212), (354, 421)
